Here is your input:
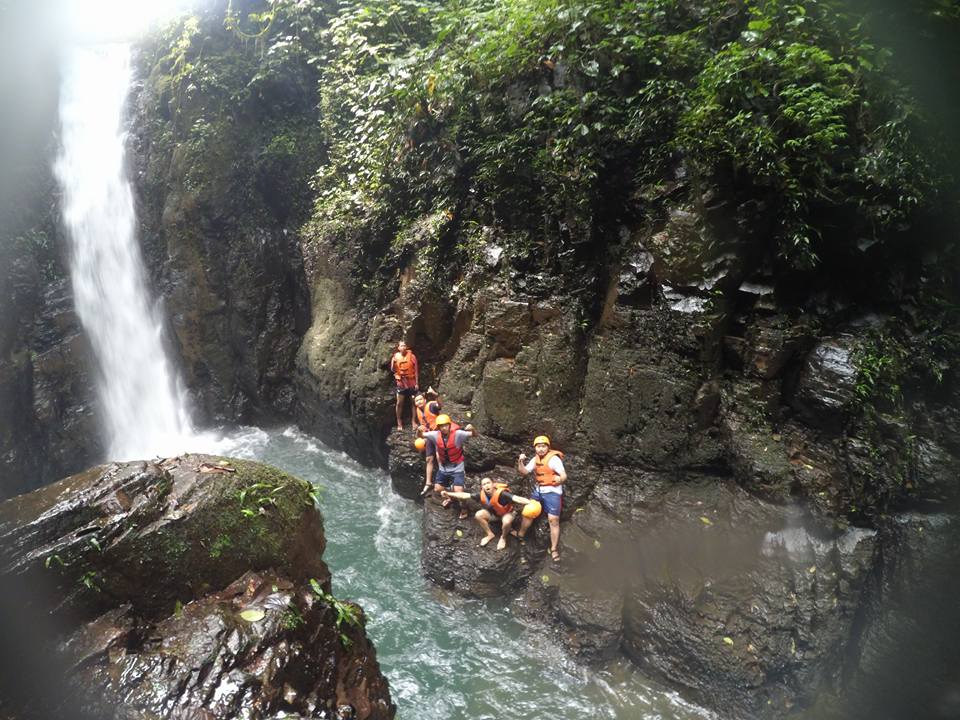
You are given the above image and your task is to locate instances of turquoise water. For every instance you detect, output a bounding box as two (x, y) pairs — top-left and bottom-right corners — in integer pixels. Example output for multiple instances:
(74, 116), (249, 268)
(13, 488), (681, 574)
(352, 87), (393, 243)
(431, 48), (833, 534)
(218, 426), (713, 720)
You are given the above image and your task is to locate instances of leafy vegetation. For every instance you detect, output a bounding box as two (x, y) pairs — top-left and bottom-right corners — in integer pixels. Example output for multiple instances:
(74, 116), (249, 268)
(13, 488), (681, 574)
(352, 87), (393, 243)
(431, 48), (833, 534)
(147, 0), (956, 305)
(309, 577), (361, 647)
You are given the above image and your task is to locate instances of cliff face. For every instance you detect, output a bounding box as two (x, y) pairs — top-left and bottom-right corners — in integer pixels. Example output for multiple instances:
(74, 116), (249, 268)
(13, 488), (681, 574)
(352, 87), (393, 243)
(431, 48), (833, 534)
(0, 4), (103, 498)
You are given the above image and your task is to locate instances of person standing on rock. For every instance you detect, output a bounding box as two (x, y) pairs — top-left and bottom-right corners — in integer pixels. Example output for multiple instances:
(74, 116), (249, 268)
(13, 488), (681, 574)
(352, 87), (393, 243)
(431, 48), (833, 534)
(389, 341), (419, 430)
(422, 414), (475, 519)
(516, 435), (566, 562)
(441, 477), (537, 550)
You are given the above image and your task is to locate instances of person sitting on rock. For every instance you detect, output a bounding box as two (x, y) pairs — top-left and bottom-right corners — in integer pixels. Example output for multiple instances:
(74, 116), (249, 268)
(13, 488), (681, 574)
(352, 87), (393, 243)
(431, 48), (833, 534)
(389, 341), (419, 430)
(516, 434), (566, 562)
(422, 414), (475, 518)
(414, 390), (442, 434)
(441, 477), (537, 550)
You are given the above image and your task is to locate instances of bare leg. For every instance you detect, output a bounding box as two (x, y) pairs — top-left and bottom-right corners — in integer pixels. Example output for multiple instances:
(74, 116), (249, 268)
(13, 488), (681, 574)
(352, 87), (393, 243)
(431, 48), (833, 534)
(476, 509), (495, 546)
(454, 482), (467, 519)
(497, 512), (515, 550)
(548, 514), (560, 558)
(517, 515), (534, 539)
(394, 393), (403, 430)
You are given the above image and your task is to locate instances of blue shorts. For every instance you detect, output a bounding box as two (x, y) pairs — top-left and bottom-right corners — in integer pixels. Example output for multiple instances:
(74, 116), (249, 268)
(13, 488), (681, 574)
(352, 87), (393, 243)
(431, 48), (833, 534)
(434, 469), (465, 489)
(531, 489), (562, 517)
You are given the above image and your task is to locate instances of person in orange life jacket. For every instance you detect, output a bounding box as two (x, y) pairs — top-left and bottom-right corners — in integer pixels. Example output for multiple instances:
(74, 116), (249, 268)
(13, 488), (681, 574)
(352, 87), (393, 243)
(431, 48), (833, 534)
(415, 391), (443, 497)
(516, 434), (566, 562)
(422, 414), (475, 519)
(389, 341), (419, 430)
(414, 391), (442, 434)
(442, 477), (537, 550)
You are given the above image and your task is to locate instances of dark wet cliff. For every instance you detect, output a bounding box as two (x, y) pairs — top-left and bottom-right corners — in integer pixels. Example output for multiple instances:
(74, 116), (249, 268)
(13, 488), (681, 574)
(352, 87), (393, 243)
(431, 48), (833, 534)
(2, 0), (960, 716)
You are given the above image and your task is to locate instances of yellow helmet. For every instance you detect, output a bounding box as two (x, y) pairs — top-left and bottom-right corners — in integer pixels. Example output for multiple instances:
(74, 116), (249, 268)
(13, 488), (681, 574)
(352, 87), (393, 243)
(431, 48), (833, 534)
(533, 435), (551, 447)
(435, 414), (452, 426)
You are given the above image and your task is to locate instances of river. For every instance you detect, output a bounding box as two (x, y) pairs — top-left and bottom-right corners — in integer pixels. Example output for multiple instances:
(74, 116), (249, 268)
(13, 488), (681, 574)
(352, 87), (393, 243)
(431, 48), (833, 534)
(214, 425), (713, 720)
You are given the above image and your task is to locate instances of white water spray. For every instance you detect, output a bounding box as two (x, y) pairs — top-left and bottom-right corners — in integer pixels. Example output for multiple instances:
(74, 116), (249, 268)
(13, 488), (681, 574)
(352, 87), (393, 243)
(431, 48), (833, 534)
(55, 44), (194, 461)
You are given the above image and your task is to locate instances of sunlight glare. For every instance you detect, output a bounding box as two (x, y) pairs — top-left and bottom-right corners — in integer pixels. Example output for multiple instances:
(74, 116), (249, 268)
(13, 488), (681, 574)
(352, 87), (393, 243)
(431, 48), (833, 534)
(63, 0), (193, 41)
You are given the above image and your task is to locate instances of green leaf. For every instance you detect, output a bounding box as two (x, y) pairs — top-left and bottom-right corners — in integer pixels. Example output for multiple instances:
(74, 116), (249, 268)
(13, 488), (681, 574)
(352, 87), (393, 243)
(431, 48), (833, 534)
(240, 608), (266, 622)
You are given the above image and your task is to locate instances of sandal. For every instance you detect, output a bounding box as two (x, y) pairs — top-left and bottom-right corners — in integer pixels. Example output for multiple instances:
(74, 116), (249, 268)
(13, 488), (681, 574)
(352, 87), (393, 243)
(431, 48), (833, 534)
(458, 510), (469, 520)
(441, 497), (452, 508)
(550, 549), (561, 562)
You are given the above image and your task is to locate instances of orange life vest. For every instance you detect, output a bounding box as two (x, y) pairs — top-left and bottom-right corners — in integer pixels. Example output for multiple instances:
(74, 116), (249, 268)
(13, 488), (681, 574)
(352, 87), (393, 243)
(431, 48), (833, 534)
(416, 401), (441, 431)
(435, 429), (464, 466)
(393, 350), (416, 379)
(533, 450), (564, 486)
(479, 483), (513, 516)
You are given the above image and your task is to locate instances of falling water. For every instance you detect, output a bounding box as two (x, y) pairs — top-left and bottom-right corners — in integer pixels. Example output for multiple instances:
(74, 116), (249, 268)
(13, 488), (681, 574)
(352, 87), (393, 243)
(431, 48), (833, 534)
(55, 44), (194, 460)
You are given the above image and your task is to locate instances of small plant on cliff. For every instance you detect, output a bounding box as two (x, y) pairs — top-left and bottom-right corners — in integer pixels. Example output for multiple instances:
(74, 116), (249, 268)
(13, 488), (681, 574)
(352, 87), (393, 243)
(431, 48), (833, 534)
(237, 481), (284, 518)
(309, 578), (360, 648)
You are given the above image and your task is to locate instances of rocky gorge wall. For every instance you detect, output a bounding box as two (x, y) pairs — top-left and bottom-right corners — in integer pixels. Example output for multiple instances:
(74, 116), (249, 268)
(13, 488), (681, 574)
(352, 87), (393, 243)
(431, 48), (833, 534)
(2, 0), (960, 717)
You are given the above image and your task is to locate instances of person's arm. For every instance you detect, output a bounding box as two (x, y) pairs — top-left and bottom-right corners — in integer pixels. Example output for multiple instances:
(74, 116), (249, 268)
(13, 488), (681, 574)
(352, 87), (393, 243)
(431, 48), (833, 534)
(441, 490), (472, 501)
(551, 457), (567, 485)
(505, 492), (533, 505)
(420, 457), (435, 496)
(389, 354), (399, 380)
(412, 353), (419, 390)
(463, 424), (476, 437)
(517, 452), (530, 476)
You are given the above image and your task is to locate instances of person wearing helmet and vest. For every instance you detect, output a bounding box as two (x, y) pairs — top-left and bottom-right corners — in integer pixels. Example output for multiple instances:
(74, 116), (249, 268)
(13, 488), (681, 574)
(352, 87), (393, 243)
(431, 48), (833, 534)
(442, 476), (538, 550)
(414, 390), (442, 434)
(516, 434), (567, 562)
(422, 414), (475, 518)
(390, 341), (419, 430)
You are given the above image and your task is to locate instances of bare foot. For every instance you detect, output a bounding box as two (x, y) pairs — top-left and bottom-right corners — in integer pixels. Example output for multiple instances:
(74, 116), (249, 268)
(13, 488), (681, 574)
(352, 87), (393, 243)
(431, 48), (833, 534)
(458, 510), (469, 520)
(396, 424), (403, 431)
(479, 534), (495, 547)
(441, 497), (452, 508)
(496, 537), (507, 551)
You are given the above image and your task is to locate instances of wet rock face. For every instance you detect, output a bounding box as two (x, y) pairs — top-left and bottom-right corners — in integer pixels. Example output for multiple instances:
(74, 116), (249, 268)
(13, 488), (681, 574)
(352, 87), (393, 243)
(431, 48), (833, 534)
(68, 571), (394, 720)
(792, 337), (858, 432)
(517, 474), (879, 717)
(0, 248), (101, 500)
(130, 30), (313, 427)
(0, 454), (327, 622)
(0, 456), (394, 720)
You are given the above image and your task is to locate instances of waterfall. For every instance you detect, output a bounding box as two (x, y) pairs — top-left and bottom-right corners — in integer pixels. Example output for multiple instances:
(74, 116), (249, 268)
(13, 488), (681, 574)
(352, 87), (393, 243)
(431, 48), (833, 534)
(55, 43), (194, 461)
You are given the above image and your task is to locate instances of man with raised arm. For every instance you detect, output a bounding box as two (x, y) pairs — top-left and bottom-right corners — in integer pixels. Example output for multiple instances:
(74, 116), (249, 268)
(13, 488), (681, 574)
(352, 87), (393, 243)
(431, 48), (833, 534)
(516, 434), (566, 562)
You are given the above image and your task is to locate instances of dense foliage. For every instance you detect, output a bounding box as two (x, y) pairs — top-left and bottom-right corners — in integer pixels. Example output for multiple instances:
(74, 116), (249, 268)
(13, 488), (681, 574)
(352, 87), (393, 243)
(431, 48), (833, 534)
(153, 0), (957, 305)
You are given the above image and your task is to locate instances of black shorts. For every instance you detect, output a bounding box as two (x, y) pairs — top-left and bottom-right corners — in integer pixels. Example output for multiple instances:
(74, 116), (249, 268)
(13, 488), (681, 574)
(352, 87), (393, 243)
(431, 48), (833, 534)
(396, 386), (417, 397)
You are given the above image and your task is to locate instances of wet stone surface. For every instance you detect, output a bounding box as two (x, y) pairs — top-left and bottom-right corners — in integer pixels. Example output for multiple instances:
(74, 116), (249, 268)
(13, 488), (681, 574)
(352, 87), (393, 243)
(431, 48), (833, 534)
(0, 456), (395, 720)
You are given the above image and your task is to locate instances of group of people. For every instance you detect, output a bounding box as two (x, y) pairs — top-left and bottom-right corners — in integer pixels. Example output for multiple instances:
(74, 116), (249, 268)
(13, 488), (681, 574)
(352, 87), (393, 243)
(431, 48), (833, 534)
(390, 341), (567, 562)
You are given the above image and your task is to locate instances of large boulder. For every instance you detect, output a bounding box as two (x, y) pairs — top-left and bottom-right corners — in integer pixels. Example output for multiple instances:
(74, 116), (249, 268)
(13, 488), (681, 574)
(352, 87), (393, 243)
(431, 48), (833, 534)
(0, 455), (394, 720)
(517, 473), (880, 718)
(421, 484), (548, 598)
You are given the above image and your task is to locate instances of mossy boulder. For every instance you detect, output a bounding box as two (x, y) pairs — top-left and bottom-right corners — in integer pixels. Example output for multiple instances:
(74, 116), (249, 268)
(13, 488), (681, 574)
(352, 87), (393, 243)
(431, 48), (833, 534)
(0, 453), (327, 623)
(0, 455), (395, 719)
